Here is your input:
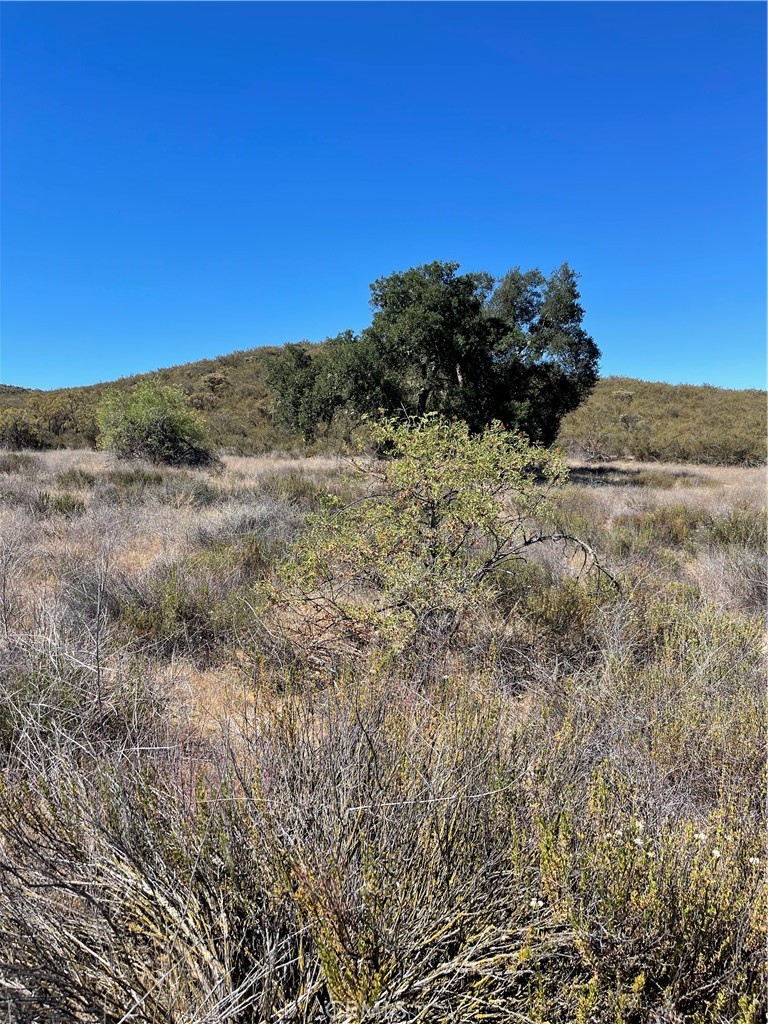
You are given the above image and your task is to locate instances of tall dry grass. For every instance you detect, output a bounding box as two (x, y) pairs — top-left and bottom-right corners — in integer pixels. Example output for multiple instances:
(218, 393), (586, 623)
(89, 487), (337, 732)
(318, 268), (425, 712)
(0, 450), (764, 1022)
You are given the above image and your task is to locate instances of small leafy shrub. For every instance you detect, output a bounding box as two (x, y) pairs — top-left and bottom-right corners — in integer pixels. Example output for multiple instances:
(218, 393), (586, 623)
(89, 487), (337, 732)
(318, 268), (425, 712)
(633, 467), (712, 489)
(487, 560), (611, 663)
(53, 492), (87, 517)
(98, 467), (220, 507)
(157, 471), (220, 509)
(611, 503), (767, 561)
(104, 467), (164, 488)
(533, 783), (765, 1021)
(191, 498), (303, 551)
(192, 535), (277, 582)
(120, 538), (274, 661)
(97, 467), (165, 503)
(550, 487), (606, 547)
(260, 468), (342, 510)
(55, 467), (96, 489)
(567, 465), (675, 489)
(526, 574), (606, 649)
(265, 418), (612, 660)
(31, 490), (86, 518)
(97, 380), (219, 466)
(120, 567), (220, 658)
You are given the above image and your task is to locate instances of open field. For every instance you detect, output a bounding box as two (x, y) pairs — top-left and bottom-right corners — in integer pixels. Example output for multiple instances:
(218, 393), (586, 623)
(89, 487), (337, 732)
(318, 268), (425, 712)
(0, 449), (765, 1022)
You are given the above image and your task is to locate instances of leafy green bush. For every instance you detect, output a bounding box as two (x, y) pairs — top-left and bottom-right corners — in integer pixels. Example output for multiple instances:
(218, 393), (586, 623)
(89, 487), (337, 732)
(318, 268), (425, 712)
(266, 417), (612, 659)
(97, 380), (218, 467)
(606, 502), (766, 561)
(120, 538), (275, 661)
(104, 467), (165, 488)
(707, 502), (767, 550)
(155, 471), (221, 509)
(0, 408), (45, 450)
(611, 505), (705, 556)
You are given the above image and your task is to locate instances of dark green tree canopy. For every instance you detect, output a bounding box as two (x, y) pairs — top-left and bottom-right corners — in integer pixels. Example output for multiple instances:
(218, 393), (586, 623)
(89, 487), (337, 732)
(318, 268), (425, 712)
(269, 260), (599, 444)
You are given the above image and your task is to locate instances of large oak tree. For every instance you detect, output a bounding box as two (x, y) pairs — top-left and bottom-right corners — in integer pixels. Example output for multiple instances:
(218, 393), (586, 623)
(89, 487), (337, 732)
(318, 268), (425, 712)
(270, 260), (599, 443)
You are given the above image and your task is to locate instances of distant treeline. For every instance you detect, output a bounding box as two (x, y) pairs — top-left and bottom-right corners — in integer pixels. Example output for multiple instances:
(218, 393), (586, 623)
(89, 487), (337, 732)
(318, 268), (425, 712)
(1, 354), (765, 465)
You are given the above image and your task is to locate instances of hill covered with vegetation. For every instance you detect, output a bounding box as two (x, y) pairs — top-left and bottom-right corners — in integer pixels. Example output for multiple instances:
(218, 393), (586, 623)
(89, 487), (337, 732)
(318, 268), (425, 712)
(558, 376), (767, 465)
(1, 351), (765, 465)
(0, 346), (286, 453)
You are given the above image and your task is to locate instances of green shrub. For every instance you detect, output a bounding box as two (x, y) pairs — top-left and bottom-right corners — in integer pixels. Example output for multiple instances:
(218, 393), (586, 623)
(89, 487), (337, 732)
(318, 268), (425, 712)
(104, 467), (165, 488)
(0, 408), (46, 450)
(55, 467), (96, 489)
(97, 380), (218, 467)
(550, 488), (606, 547)
(157, 471), (220, 508)
(120, 538), (274, 661)
(526, 574), (606, 644)
(96, 467), (165, 504)
(609, 503), (767, 561)
(120, 566), (224, 658)
(260, 469), (332, 509)
(611, 505), (705, 556)
(31, 490), (86, 518)
(100, 467), (221, 507)
(265, 417), (615, 659)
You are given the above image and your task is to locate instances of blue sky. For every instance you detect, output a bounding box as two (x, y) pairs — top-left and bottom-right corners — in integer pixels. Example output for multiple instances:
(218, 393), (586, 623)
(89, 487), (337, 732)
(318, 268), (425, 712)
(1, 1), (765, 390)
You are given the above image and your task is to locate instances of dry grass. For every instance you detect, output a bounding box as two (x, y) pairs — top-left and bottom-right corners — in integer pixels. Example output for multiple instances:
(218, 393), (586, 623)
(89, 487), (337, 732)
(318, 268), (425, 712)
(0, 448), (765, 1022)
(222, 453), (346, 478)
(566, 458), (766, 514)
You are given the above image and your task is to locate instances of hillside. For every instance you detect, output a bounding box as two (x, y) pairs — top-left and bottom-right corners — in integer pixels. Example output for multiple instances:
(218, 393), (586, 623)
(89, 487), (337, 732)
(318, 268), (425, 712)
(0, 346), (289, 453)
(1, 350), (765, 464)
(558, 376), (767, 465)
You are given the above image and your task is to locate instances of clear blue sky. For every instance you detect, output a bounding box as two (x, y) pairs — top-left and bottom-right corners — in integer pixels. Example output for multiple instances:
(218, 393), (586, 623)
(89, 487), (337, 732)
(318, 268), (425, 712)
(1, 1), (765, 391)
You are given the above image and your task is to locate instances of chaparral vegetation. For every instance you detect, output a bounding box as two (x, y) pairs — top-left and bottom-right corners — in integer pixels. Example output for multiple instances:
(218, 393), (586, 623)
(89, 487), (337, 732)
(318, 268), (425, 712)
(0, 409), (764, 1021)
(0, 262), (764, 466)
(0, 261), (765, 1021)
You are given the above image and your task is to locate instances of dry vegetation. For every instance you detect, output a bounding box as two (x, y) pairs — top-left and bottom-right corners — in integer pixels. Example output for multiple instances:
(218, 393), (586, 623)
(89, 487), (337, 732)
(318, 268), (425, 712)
(0, 446), (765, 1022)
(2, 359), (766, 467)
(558, 378), (767, 466)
